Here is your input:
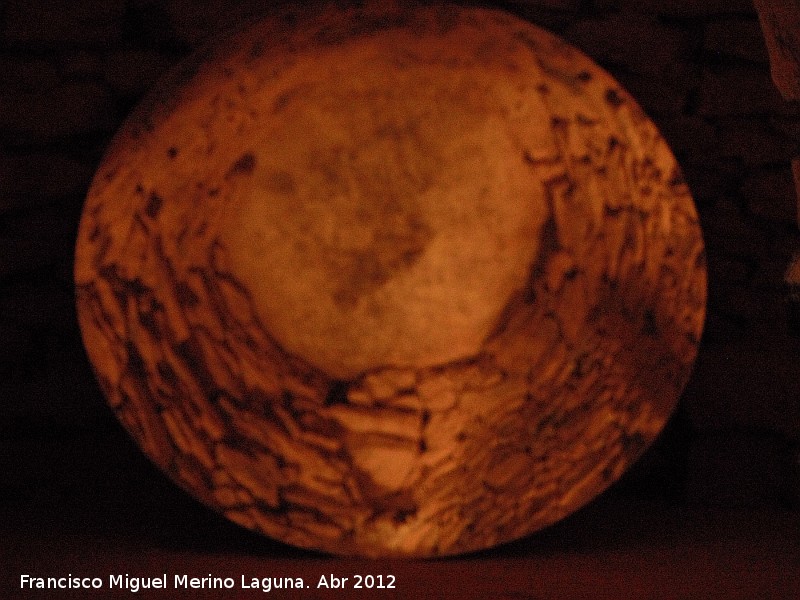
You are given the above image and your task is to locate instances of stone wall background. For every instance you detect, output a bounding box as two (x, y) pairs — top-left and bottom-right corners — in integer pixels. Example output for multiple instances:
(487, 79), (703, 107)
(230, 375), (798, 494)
(1, 0), (799, 529)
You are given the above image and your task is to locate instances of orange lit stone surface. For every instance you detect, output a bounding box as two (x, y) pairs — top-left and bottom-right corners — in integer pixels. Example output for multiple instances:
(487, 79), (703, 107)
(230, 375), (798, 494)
(74, 2), (706, 557)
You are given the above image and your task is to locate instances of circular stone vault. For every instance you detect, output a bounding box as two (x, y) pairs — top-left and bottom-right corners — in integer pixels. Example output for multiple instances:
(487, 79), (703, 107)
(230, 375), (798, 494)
(75, 2), (706, 557)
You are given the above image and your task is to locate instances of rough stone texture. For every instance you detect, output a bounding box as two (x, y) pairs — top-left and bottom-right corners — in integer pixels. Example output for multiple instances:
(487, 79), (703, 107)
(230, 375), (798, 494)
(1, 0), (799, 556)
(74, 4), (705, 556)
(562, 14), (697, 116)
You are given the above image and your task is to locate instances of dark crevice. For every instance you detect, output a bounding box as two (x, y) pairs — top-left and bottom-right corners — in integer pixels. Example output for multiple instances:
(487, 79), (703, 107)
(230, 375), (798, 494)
(324, 380), (349, 406)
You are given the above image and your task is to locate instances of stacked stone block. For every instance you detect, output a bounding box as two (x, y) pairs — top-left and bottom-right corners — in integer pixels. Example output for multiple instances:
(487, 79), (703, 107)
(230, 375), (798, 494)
(1, 0), (798, 519)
